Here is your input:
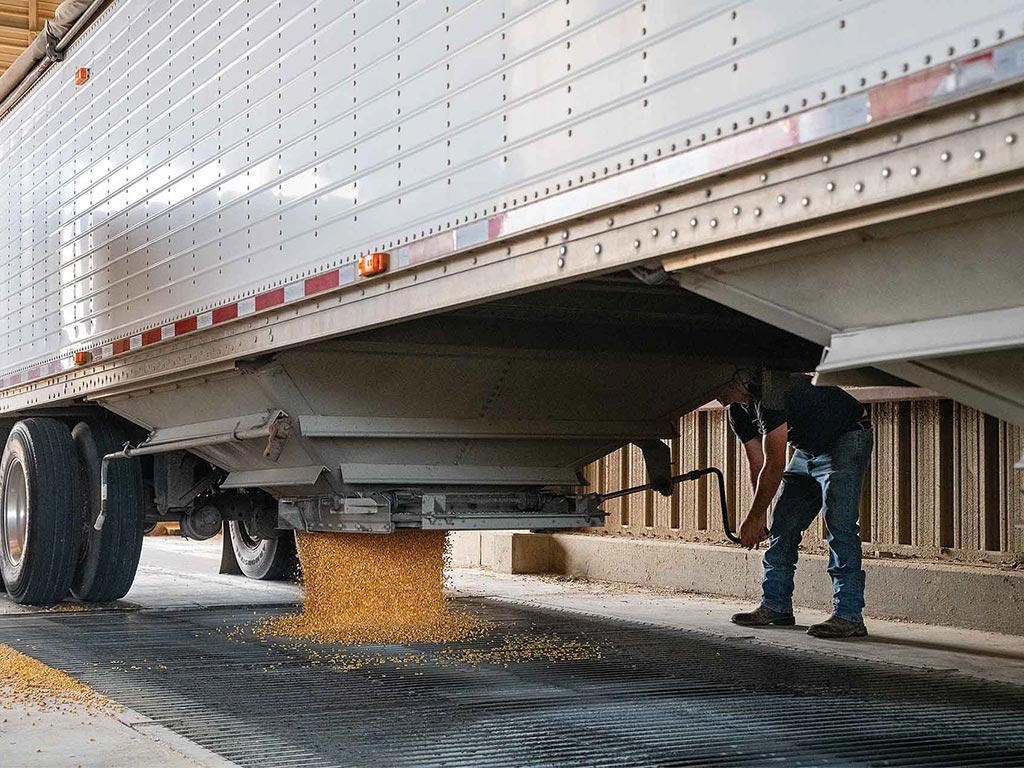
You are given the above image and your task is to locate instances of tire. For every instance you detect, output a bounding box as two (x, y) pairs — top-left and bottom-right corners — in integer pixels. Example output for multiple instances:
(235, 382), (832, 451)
(70, 421), (145, 602)
(0, 427), (9, 594)
(0, 419), (82, 604)
(228, 521), (296, 580)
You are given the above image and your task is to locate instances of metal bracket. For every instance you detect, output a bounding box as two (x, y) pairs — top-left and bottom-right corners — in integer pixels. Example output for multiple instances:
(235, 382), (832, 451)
(632, 440), (673, 496)
(43, 24), (65, 62)
(417, 493), (605, 531)
(278, 496), (393, 534)
(221, 465), (327, 489)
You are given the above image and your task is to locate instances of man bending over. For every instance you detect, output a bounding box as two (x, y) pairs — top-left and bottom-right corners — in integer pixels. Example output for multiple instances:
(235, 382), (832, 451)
(715, 371), (873, 639)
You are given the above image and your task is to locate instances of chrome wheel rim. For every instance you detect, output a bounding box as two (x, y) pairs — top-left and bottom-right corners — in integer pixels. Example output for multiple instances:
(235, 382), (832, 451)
(2, 458), (28, 567)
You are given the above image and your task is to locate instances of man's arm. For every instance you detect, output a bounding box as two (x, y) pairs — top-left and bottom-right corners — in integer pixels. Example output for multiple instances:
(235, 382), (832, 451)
(741, 437), (764, 491)
(738, 423), (788, 549)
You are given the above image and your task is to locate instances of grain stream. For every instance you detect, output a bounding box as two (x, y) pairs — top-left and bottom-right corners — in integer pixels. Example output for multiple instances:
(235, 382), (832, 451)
(259, 530), (487, 644)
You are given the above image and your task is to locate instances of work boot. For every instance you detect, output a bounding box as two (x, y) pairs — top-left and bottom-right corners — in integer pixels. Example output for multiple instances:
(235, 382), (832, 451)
(806, 615), (868, 639)
(730, 605), (795, 627)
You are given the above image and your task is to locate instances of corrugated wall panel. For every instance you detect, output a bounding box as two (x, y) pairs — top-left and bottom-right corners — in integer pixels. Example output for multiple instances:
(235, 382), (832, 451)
(870, 402), (899, 548)
(955, 404), (984, 552)
(580, 400), (1023, 564)
(1009, 425), (1024, 554)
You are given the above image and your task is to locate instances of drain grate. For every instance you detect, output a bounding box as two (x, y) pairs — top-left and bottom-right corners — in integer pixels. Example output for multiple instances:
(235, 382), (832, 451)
(1, 601), (1023, 767)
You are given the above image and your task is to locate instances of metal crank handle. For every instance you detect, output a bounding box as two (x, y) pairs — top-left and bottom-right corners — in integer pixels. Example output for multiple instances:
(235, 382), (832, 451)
(596, 467), (741, 544)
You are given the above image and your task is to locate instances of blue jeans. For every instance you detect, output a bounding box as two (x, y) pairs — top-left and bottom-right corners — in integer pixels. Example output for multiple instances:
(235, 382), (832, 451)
(761, 428), (873, 623)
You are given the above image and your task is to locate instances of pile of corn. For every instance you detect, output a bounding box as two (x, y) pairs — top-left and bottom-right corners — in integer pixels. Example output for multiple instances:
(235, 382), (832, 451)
(0, 644), (117, 715)
(260, 530), (487, 644)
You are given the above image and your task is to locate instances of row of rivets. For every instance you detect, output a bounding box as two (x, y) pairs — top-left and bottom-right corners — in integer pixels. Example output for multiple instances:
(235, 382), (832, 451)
(555, 130), (1016, 270)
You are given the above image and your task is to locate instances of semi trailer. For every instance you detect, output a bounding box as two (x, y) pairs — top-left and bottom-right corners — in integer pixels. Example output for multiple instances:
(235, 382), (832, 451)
(0, 0), (1021, 603)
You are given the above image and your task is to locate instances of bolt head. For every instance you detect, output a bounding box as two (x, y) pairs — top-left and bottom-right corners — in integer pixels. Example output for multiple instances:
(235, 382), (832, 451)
(909, 166), (920, 177)
(854, 182), (864, 192)
(759, 173), (768, 182)
(801, 197), (810, 206)
(821, 154), (830, 163)
(732, 206), (741, 215)
(776, 194), (786, 205)
(670, 229), (678, 239)
(826, 181), (835, 191)
(633, 239), (641, 248)
(654, 204), (662, 213)
(709, 218), (718, 228)
(689, 218), (698, 227)
(561, 230), (569, 239)
(651, 228), (659, 237)
(940, 151), (951, 162)
(559, 245), (567, 255)
(593, 244), (602, 254)
(1006, 133), (1018, 145)
(973, 149), (985, 161)
(606, 217), (614, 226)
(881, 167), (891, 178)
(557, 258), (565, 268)
(753, 207), (762, 217)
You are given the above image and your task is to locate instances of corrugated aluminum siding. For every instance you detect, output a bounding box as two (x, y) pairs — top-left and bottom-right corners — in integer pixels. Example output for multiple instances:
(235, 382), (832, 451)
(1, 0), (1023, 387)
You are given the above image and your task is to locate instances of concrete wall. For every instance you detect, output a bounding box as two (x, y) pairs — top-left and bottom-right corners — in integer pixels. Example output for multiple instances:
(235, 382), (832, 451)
(586, 400), (1023, 565)
(451, 532), (1024, 635)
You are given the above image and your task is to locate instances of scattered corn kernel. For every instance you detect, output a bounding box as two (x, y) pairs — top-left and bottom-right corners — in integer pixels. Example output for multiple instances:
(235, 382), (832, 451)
(0, 644), (119, 715)
(250, 531), (604, 667)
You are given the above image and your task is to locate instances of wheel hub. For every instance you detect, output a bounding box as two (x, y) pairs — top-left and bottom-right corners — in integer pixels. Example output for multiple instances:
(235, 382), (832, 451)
(2, 459), (29, 567)
(237, 520), (264, 549)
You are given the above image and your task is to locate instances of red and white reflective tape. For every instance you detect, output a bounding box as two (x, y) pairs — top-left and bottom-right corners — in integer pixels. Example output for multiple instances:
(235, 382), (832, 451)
(0, 262), (358, 391)
(3, 37), (1024, 393)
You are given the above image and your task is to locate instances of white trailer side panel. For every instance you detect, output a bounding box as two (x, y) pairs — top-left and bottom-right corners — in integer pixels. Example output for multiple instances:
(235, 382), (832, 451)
(1, 0), (1022, 391)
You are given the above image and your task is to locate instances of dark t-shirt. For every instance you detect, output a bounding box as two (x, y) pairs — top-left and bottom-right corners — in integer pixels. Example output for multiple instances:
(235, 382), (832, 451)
(727, 375), (865, 455)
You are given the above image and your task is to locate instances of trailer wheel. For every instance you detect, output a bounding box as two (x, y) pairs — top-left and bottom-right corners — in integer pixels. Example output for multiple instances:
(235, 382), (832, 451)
(228, 521), (296, 580)
(0, 427), (9, 594)
(70, 421), (145, 602)
(0, 419), (81, 604)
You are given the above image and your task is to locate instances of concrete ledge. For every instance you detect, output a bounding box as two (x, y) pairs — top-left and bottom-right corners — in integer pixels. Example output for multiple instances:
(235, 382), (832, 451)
(450, 532), (1024, 635)
(450, 531), (553, 574)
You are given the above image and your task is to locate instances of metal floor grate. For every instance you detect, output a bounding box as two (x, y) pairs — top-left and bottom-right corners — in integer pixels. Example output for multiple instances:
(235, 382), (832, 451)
(2, 601), (1023, 767)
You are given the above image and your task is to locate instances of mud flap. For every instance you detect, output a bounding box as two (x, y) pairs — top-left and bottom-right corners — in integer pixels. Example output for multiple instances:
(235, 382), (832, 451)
(219, 524), (243, 575)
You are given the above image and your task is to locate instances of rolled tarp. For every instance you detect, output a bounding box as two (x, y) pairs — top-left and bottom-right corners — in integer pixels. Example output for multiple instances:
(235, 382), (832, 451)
(0, 0), (104, 114)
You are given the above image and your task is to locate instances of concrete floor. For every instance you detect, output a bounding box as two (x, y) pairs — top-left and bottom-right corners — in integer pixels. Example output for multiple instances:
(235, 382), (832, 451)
(1, 535), (1022, 767)
(1, 705), (229, 768)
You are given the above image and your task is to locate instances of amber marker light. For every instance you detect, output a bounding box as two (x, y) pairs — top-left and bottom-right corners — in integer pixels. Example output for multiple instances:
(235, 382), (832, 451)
(358, 252), (388, 277)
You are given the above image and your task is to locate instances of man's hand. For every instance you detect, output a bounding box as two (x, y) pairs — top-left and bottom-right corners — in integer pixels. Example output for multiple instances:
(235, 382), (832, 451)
(739, 513), (769, 550)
